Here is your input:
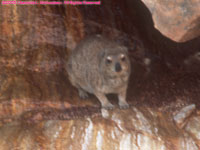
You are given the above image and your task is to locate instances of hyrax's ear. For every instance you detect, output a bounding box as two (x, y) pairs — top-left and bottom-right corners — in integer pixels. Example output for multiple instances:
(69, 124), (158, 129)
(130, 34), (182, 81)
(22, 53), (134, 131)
(122, 46), (128, 53)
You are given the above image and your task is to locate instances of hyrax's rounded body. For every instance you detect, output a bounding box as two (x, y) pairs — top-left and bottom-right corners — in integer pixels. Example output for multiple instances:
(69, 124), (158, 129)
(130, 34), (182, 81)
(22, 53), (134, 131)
(67, 35), (131, 109)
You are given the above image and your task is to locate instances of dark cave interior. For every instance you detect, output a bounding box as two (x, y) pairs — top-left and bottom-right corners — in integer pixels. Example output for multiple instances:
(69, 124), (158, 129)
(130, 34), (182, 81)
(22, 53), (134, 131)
(77, 0), (200, 110)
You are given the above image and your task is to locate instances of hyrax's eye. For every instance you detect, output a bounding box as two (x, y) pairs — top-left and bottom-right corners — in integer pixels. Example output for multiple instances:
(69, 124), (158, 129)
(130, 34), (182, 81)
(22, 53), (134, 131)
(106, 56), (112, 64)
(120, 54), (126, 61)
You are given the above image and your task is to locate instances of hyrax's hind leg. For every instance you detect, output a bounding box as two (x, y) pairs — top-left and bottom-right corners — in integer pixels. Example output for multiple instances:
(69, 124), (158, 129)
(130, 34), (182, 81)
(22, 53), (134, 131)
(78, 88), (89, 99)
(68, 75), (89, 99)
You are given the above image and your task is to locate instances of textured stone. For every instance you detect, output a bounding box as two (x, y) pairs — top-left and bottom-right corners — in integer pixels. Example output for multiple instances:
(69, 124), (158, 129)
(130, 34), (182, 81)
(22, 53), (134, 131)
(0, 107), (199, 150)
(141, 0), (200, 42)
(0, 0), (200, 149)
(173, 104), (196, 128)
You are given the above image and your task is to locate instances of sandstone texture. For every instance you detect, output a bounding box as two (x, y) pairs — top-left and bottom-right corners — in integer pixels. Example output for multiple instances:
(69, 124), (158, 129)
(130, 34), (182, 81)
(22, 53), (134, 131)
(141, 0), (200, 42)
(0, 0), (200, 149)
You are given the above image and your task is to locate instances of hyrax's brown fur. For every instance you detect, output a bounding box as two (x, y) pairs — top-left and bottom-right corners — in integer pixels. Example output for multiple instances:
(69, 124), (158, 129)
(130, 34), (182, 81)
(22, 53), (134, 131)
(67, 35), (131, 109)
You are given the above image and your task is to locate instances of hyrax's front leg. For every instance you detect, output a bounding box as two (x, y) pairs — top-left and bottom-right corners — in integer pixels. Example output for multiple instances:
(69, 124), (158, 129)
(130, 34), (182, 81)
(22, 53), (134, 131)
(95, 92), (114, 109)
(118, 88), (129, 109)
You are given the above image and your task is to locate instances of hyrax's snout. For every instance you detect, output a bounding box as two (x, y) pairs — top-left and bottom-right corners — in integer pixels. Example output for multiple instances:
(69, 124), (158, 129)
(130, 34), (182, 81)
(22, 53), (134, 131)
(115, 62), (122, 72)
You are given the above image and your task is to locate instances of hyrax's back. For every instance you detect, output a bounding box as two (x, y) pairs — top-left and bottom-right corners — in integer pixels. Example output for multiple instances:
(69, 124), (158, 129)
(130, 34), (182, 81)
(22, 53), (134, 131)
(67, 35), (108, 93)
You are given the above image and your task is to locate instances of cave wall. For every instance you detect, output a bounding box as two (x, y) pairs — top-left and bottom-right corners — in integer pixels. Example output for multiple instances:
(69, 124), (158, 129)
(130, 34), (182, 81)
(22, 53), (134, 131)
(0, 0), (200, 149)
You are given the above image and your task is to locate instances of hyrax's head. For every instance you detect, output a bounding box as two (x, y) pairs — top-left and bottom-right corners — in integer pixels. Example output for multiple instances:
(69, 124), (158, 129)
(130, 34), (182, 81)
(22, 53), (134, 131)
(99, 45), (131, 79)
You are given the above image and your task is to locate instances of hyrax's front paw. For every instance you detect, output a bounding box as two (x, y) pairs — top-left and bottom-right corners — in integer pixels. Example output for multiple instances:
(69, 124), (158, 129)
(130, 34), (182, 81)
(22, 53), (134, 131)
(95, 92), (115, 109)
(102, 103), (115, 110)
(119, 101), (129, 109)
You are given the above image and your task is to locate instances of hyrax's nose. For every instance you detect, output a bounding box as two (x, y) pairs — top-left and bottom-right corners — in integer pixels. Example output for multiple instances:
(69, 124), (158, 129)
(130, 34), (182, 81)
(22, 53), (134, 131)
(115, 62), (122, 72)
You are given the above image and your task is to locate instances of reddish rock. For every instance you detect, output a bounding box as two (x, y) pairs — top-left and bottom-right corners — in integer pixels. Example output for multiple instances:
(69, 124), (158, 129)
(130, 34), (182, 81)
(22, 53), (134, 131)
(141, 0), (200, 42)
(0, 107), (199, 150)
(0, 0), (200, 149)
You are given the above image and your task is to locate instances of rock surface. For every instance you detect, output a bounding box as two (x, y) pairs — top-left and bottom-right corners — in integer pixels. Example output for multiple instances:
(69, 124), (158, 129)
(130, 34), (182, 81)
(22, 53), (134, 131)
(0, 106), (199, 150)
(0, 0), (200, 149)
(173, 104), (196, 128)
(140, 0), (200, 42)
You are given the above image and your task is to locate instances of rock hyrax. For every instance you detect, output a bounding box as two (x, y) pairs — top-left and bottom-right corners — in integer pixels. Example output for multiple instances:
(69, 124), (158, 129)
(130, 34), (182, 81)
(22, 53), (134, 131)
(67, 35), (131, 109)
